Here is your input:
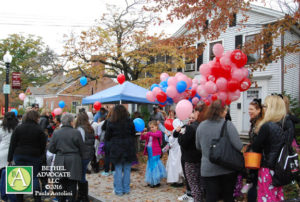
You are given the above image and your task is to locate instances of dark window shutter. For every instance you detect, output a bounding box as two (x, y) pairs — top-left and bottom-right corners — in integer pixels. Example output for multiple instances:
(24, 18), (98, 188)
(197, 43), (204, 71)
(203, 20), (209, 30)
(197, 54), (203, 71)
(264, 32), (273, 63)
(235, 35), (243, 49)
(229, 13), (237, 27)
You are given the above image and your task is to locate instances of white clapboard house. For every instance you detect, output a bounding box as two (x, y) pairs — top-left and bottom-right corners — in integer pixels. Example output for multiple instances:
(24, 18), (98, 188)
(172, 4), (300, 135)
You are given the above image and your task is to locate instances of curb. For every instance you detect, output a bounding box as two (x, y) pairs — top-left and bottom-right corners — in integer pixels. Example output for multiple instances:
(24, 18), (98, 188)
(89, 193), (105, 202)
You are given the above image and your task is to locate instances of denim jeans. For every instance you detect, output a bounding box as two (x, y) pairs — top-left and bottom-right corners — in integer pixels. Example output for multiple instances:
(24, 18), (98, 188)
(113, 162), (131, 195)
(104, 142), (115, 172)
(13, 155), (41, 197)
(81, 159), (91, 183)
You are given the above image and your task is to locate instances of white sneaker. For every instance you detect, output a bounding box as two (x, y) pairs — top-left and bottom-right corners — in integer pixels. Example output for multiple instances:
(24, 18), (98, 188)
(178, 194), (194, 201)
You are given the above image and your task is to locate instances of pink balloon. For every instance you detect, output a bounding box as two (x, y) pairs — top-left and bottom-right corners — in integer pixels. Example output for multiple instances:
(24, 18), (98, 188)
(167, 77), (178, 86)
(186, 78), (193, 89)
(175, 100), (193, 120)
(218, 92), (228, 102)
(146, 91), (155, 102)
(224, 50), (233, 58)
(241, 67), (249, 78)
(199, 76), (207, 85)
(18, 93), (26, 101)
(213, 44), (224, 58)
(173, 96), (181, 104)
(199, 64), (211, 76)
(192, 97), (199, 105)
(204, 81), (217, 94)
(220, 56), (232, 67)
(228, 90), (241, 101)
(231, 68), (245, 82)
(152, 87), (161, 97)
(207, 75), (216, 82)
(197, 85), (208, 98)
(160, 73), (169, 81)
(216, 77), (228, 91)
(177, 74), (187, 82)
(192, 79), (198, 84)
(175, 72), (184, 79)
(166, 86), (178, 98)
(192, 83), (198, 90)
(54, 108), (62, 115)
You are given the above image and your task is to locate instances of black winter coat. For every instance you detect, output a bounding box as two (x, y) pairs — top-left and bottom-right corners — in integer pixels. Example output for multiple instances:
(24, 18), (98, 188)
(252, 119), (293, 169)
(106, 119), (137, 164)
(8, 120), (47, 162)
(176, 121), (201, 163)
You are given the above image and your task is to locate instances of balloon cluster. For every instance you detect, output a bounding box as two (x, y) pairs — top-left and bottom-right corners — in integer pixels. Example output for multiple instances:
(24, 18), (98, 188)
(146, 44), (251, 108)
(146, 72), (197, 107)
(198, 44), (251, 105)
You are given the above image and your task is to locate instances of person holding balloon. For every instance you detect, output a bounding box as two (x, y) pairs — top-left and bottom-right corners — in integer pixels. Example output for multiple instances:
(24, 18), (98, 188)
(141, 120), (167, 188)
(176, 103), (208, 202)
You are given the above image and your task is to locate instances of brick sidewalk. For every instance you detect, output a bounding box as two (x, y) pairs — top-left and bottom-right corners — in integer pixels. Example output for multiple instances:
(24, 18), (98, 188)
(87, 153), (185, 202)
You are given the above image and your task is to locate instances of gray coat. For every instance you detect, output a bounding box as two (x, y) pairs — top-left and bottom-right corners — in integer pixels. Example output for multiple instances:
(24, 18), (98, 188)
(49, 126), (84, 181)
(196, 119), (243, 177)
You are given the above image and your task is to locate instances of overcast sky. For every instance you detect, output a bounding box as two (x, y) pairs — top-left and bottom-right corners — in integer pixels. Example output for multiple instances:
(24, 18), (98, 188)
(0, 0), (292, 54)
(0, 0), (183, 54)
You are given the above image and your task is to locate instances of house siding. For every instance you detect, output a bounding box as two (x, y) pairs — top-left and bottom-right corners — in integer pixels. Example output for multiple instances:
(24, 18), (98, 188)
(283, 31), (300, 101)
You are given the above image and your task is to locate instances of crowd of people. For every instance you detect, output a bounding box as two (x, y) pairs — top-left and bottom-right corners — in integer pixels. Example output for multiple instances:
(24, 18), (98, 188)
(0, 93), (299, 202)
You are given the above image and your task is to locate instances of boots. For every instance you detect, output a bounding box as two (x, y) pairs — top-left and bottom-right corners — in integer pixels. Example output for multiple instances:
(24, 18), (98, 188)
(76, 182), (89, 202)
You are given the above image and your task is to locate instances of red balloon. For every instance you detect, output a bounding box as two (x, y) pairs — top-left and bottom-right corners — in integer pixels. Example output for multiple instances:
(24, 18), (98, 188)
(210, 61), (222, 79)
(225, 99), (232, 105)
(227, 79), (239, 92)
(230, 50), (247, 68)
(164, 119), (174, 131)
(156, 91), (167, 103)
(239, 78), (251, 92)
(204, 99), (210, 106)
(51, 112), (55, 118)
(211, 94), (218, 101)
(117, 74), (126, 84)
(191, 89), (196, 98)
(93, 101), (102, 111)
(159, 104), (166, 108)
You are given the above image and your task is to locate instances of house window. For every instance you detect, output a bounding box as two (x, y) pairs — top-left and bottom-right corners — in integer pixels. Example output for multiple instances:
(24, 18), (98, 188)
(209, 41), (222, 61)
(185, 63), (195, 72)
(197, 43), (204, 71)
(229, 13), (237, 27)
(72, 101), (80, 113)
(51, 101), (54, 111)
(245, 34), (261, 64)
(247, 89), (259, 99)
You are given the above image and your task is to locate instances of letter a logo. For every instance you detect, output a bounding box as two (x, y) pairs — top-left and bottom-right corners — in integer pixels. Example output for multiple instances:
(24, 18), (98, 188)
(6, 166), (33, 194)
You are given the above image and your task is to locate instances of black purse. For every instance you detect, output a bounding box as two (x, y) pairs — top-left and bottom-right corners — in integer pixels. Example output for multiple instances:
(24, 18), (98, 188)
(209, 120), (244, 171)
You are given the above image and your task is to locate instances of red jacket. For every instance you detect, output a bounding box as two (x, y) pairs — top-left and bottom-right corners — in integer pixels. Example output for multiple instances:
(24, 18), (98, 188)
(141, 131), (162, 156)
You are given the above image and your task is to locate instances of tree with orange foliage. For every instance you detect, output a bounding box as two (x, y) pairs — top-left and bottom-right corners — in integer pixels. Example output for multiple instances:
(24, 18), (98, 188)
(144, 0), (299, 72)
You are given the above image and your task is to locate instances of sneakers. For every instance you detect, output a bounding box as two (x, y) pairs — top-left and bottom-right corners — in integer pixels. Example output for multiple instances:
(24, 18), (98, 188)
(178, 193), (194, 201)
(110, 171), (115, 175)
(101, 171), (110, 176)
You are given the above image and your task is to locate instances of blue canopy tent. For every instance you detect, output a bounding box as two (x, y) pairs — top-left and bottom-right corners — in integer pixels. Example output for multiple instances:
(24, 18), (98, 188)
(82, 81), (157, 104)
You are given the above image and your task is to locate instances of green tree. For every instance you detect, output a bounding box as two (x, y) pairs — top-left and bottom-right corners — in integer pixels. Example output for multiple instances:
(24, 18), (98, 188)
(0, 34), (59, 90)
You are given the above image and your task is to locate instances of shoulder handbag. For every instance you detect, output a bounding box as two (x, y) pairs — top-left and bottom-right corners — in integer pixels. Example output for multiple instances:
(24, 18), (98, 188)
(209, 120), (244, 171)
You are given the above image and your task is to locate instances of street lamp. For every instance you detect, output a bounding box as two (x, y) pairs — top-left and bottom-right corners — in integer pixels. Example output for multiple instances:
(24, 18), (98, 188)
(3, 51), (12, 113)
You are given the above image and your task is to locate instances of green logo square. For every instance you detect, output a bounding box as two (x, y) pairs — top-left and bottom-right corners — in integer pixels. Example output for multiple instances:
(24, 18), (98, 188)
(6, 166), (33, 194)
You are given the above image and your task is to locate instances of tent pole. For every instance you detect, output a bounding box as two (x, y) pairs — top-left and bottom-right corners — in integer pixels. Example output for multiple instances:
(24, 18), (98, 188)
(120, 100), (122, 104)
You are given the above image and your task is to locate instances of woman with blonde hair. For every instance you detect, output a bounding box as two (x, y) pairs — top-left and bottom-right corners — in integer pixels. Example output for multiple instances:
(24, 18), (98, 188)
(251, 95), (292, 202)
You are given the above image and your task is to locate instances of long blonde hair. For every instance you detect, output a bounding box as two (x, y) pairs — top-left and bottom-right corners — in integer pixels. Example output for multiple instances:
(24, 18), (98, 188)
(256, 95), (286, 132)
